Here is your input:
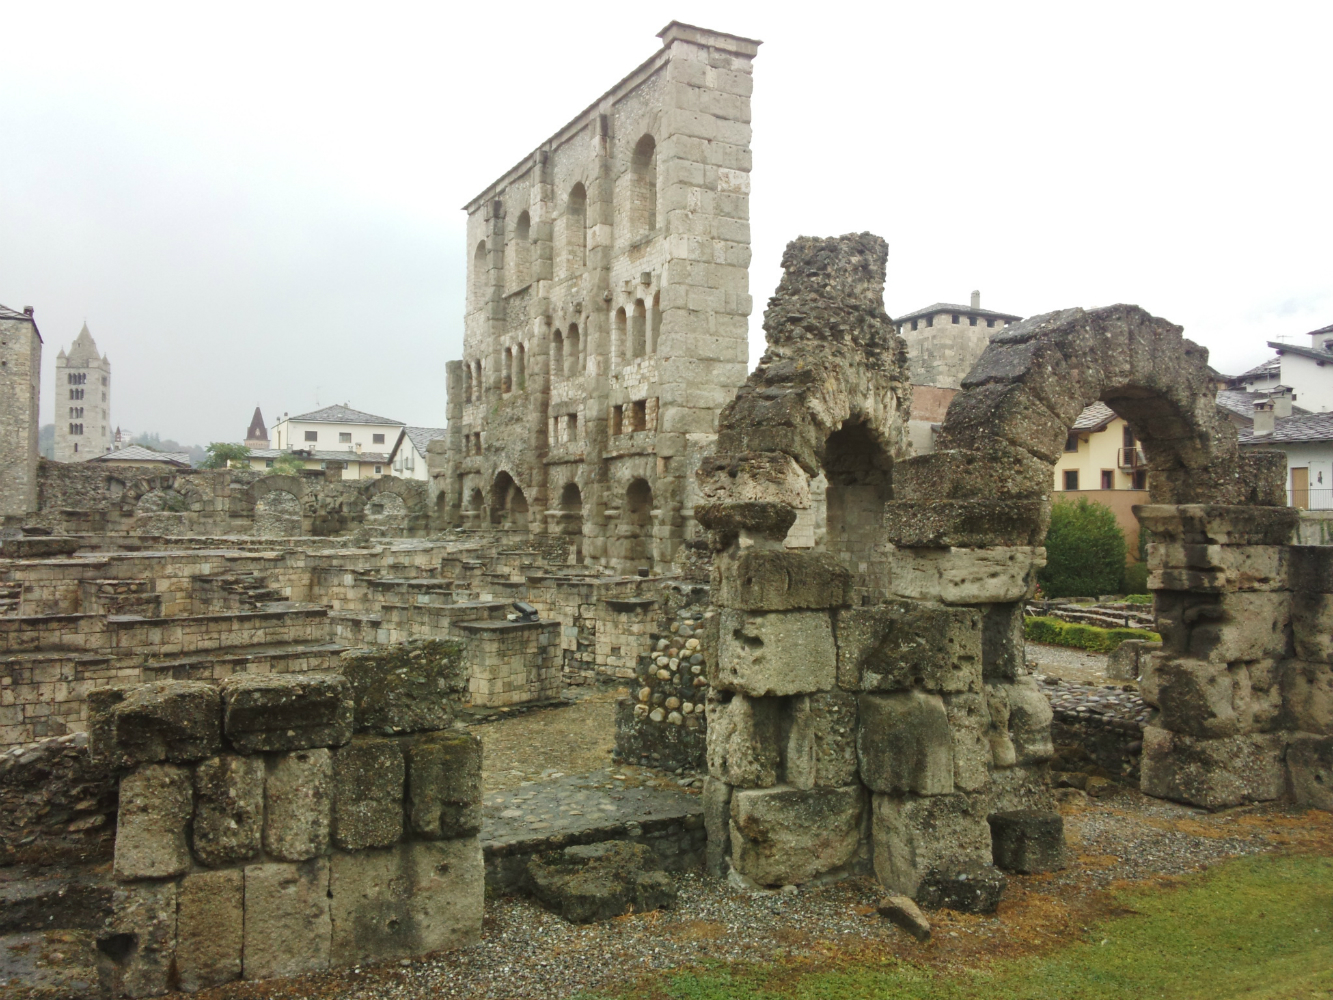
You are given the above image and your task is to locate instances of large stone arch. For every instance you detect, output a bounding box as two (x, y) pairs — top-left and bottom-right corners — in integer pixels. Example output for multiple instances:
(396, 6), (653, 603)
(361, 476), (430, 536)
(248, 475), (309, 505)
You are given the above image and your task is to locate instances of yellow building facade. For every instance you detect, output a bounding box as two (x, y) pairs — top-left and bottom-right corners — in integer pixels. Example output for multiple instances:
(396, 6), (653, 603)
(1055, 402), (1150, 556)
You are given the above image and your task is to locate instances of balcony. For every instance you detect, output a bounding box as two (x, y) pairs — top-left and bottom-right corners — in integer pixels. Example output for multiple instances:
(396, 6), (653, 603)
(1117, 447), (1146, 470)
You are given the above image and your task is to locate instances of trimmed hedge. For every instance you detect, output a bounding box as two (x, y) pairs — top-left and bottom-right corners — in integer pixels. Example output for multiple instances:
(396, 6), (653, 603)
(1040, 497), (1127, 598)
(1024, 615), (1160, 653)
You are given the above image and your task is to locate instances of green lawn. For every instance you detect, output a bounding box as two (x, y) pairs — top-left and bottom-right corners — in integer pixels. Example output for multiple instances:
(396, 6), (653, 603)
(586, 853), (1333, 1000)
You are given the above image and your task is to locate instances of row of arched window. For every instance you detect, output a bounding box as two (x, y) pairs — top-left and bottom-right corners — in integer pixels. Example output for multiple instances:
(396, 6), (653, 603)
(472, 134), (658, 303)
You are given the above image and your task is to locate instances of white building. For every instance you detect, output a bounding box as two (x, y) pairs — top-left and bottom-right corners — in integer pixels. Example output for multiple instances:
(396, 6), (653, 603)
(54, 323), (112, 462)
(1238, 392), (1333, 509)
(388, 427), (446, 481)
(254, 404), (404, 481)
(1232, 322), (1333, 413)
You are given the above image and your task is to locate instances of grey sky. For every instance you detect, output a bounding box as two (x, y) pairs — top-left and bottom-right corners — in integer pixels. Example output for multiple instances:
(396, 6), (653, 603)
(2, 1), (1330, 446)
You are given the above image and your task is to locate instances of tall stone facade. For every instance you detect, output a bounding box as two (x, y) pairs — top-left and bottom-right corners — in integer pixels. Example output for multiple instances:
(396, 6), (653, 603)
(0, 304), (42, 518)
(54, 322), (112, 462)
(443, 22), (760, 574)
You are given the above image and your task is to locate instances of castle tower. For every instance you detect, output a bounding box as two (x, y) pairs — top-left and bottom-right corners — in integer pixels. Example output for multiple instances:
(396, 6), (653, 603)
(54, 323), (112, 462)
(0, 304), (42, 517)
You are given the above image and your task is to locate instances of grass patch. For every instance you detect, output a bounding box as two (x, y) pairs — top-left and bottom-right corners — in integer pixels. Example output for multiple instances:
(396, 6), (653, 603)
(586, 854), (1333, 1000)
(1024, 615), (1160, 653)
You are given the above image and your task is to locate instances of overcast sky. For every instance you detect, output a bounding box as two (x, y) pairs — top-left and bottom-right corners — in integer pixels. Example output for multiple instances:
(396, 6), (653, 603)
(2, 1), (1330, 446)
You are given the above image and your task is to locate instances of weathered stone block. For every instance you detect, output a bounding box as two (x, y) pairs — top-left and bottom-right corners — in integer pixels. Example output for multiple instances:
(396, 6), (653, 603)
(114, 763), (192, 881)
(221, 672), (353, 753)
(102, 881), (177, 998)
(982, 602), (1028, 680)
(1208, 592), (1291, 663)
(834, 602), (982, 693)
(91, 681), (221, 769)
(192, 753), (264, 867)
(784, 690), (858, 789)
(986, 678), (1054, 765)
(714, 549), (852, 610)
(915, 861), (1007, 913)
(1279, 660), (1333, 734)
(264, 747), (333, 861)
(1136, 505), (1298, 547)
(177, 869), (242, 992)
(888, 546), (1045, 604)
(729, 784), (865, 886)
(1147, 543), (1287, 592)
(703, 776), (732, 877)
(872, 791), (993, 898)
(883, 499), (1050, 549)
(1287, 544), (1333, 592)
(242, 859), (331, 980)
(857, 691), (954, 795)
(332, 735), (404, 850)
(1139, 726), (1284, 809)
(1151, 657), (1256, 739)
(987, 763), (1057, 814)
(1286, 732), (1333, 811)
(1107, 638), (1158, 681)
(525, 840), (674, 924)
(705, 692), (782, 788)
(714, 608), (835, 696)
(944, 691), (991, 792)
(404, 730), (482, 839)
(330, 838), (483, 963)
(988, 810), (1065, 873)
(340, 639), (463, 735)
(1292, 592), (1333, 662)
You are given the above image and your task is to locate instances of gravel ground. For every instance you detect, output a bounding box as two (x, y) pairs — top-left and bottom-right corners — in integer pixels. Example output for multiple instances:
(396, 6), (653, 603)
(192, 792), (1333, 1000)
(1026, 642), (1110, 684)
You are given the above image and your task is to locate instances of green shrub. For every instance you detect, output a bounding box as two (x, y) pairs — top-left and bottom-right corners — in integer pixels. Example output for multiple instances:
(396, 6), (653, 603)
(1039, 497), (1127, 598)
(1122, 559), (1149, 595)
(1024, 615), (1159, 653)
(1123, 592), (1152, 605)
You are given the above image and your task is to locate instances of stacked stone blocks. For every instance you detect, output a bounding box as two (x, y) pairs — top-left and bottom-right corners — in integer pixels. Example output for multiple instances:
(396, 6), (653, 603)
(90, 665), (482, 996)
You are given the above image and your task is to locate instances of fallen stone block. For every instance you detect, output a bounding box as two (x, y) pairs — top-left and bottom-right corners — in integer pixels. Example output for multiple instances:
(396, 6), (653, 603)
(330, 838), (483, 964)
(888, 546), (1045, 605)
(221, 672), (353, 753)
(264, 747), (333, 861)
(90, 682), (221, 769)
(784, 690), (858, 789)
(988, 810), (1065, 873)
(100, 881), (177, 999)
(332, 735), (404, 850)
(192, 753), (264, 867)
(242, 859), (331, 980)
(404, 730), (483, 839)
(857, 690), (954, 795)
(527, 840), (676, 923)
(872, 791), (992, 898)
(340, 639), (463, 735)
(915, 861), (1007, 913)
(176, 869), (243, 992)
(714, 608), (836, 697)
(1286, 732), (1333, 811)
(714, 548), (852, 610)
(877, 894), (931, 941)
(835, 602), (982, 693)
(1139, 726), (1284, 809)
(729, 784), (865, 886)
(114, 763), (192, 881)
(1107, 639), (1158, 681)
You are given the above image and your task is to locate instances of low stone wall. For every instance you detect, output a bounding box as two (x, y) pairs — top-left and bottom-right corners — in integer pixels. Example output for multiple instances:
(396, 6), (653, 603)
(1, 731), (117, 865)
(457, 618), (561, 707)
(89, 669), (482, 996)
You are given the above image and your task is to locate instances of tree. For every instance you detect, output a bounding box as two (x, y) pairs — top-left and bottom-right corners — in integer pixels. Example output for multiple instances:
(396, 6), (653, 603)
(269, 453), (307, 475)
(1038, 496), (1128, 598)
(200, 443), (251, 469)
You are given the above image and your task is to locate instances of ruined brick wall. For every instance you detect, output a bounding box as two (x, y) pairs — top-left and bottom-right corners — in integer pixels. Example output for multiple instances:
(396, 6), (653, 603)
(446, 23), (760, 576)
(1, 731), (117, 865)
(0, 310), (42, 519)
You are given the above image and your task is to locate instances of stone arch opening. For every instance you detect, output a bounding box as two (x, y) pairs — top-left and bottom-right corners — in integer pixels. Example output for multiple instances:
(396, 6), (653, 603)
(255, 490), (302, 537)
(491, 471), (529, 530)
(364, 491), (408, 535)
(822, 419), (894, 602)
(552, 328), (564, 377)
(471, 241), (488, 307)
(557, 481), (585, 563)
(616, 477), (654, 574)
(566, 323), (581, 376)
(510, 210), (531, 290)
(566, 183), (587, 271)
(136, 488), (189, 514)
(631, 134), (657, 234)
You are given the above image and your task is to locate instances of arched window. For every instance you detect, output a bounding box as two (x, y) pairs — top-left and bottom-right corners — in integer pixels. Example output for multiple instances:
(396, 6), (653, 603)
(566, 183), (587, 271)
(503, 347), (513, 393)
(566, 323), (580, 376)
(614, 308), (627, 368)
(631, 135), (657, 235)
(650, 292), (662, 354)
(472, 241), (488, 306)
(552, 328), (564, 377)
(515, 343), (526, 391)
(631, 299), (647, 359)
(464, 362), (474, 403)
(509, 211), (531, 290)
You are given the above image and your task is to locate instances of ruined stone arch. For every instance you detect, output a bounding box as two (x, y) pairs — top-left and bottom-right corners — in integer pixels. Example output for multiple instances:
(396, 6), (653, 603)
(248, 475), (308, 506)
(121, 474), (205, 515)
(490, 470), (529, 530)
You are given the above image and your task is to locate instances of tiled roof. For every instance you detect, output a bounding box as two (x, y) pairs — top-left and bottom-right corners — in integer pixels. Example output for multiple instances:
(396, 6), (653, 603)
(89, 445), (192, 466)
(1269, 341), (1333, 365)
(1235, 357), (1280, 381)
(0, 303), (33, 321)
(1215, 388), (1311, 421)
(1071, 401), (1116, 432)
(286, 405), (403, 426)
(249, 449), (389, 463)
(1238, 412), (1333, 445)
(403, 427), (447, 456)
(896, 302), (1022, 323)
